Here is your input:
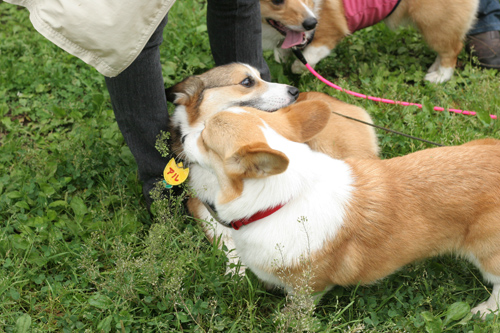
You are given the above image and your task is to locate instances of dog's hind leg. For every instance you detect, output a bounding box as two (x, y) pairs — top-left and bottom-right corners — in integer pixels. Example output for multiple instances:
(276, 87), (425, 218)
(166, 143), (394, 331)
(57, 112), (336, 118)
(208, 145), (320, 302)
(466, 251), (500, 319)
(420, 20), (465, 83)
(464, 203), (500, 318)
(471, 273), (500, 319)
(410, 0), (478, 83)
(424, 53), (458, 83)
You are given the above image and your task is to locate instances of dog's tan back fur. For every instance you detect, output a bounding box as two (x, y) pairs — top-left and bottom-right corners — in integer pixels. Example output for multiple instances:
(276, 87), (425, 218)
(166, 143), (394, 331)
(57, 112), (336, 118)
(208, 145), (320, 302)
(267, 142), (500, 292)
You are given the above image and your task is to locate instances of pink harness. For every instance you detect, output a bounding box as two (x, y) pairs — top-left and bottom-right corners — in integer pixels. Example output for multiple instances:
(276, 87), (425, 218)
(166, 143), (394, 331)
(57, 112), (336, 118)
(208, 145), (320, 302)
(343, 0), (401, 32)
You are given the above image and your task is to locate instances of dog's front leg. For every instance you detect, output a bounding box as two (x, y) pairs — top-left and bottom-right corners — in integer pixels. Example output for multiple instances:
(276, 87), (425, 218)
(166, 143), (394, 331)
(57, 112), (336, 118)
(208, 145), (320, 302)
(291, 44), (333, 73)
(290, 10), (347, 74)
(274, 47), (292, 64)
(187, 197), (246, 276)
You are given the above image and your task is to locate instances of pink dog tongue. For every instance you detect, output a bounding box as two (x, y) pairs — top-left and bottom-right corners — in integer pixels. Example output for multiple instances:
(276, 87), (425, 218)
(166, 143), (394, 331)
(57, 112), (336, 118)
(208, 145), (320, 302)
(281, 29), (304, 49)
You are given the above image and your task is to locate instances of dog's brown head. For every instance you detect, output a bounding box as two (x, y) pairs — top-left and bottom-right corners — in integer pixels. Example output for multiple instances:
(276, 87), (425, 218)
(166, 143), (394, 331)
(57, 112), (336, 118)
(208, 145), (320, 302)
(166, 63), (299, 111)
(260, 0), (318, 48)
(166, 63), (300, 160)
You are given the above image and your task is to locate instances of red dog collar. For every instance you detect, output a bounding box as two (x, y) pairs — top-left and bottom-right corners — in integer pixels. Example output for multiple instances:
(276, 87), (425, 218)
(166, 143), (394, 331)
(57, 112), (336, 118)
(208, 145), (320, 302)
(230, 203), (285, 230)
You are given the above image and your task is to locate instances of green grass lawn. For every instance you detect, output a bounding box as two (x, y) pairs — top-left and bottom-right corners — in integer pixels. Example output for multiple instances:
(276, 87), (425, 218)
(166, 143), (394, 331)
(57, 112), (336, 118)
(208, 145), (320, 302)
(1, 1), (500, 332)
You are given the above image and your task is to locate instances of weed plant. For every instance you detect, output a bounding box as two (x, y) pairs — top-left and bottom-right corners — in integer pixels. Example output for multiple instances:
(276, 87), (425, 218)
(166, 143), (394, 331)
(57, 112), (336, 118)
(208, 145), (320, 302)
(1, 1), (500, 332)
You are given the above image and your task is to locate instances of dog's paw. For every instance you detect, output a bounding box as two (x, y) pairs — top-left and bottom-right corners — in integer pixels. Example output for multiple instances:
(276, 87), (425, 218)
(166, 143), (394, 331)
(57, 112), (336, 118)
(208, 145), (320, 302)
(225, 265), (246, 277)
(291, 60), (308, 74)
(225, 258), (247, 276)
(424, 66), (454, 83)
(274, 48), (291, 63)
(471, 302), (498, 320)
(470, 300), (498, 320)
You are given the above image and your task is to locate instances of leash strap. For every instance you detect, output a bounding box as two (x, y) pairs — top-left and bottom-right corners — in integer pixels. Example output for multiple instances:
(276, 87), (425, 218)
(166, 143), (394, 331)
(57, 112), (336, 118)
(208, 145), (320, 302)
(292, 48), (446, 147)
(292, 48), (496, 120)
(330, 110), (446, 147)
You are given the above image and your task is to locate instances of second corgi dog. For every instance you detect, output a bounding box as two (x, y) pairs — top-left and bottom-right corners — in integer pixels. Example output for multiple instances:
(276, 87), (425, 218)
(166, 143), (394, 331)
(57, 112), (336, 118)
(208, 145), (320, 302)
(180, 104), (500, 318)
(260, 0), (479, 83)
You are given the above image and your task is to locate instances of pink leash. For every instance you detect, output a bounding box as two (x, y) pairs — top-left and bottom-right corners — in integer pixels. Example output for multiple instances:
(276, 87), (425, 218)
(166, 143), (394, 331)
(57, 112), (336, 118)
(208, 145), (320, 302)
(291, 49), (497, 120)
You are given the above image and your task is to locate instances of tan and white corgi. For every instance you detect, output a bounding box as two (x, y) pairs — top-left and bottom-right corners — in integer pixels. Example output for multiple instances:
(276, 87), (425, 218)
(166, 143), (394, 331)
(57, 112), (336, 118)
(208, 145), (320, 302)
(177, 101), (500, 317)
(260, 0), (479, 83)
(166, 63), (379, 273)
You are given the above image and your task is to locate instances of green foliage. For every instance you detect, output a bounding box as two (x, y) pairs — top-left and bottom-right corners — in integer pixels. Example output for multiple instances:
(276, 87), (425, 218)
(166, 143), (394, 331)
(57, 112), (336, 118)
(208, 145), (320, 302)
(1, 0), (499, 331)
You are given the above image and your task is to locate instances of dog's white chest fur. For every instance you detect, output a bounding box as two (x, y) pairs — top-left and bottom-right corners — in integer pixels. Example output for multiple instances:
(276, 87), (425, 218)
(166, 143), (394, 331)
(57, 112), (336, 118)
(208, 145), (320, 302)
(209, 128), (355, 287)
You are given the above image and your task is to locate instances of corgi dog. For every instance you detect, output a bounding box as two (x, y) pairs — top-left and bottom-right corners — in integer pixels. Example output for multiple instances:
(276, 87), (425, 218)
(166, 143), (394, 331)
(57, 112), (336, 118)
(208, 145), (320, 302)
(260, 0), (479, 83)
(177, 103), (500, 318)
(166, 63), (379, 273)
(166, 63), (378, 164)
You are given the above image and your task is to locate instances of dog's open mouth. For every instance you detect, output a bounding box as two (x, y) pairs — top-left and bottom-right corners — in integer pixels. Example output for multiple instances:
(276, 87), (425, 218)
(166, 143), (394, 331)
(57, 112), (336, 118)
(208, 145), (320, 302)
(266, 19), (309, 49)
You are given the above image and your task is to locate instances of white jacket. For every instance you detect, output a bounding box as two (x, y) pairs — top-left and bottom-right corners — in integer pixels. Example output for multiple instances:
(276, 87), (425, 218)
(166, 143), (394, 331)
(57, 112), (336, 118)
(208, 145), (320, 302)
(5, 0), (176, 77)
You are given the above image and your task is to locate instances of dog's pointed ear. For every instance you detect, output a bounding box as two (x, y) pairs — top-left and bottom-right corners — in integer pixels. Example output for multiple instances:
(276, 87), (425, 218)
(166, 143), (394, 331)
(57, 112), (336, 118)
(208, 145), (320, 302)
(224, 142), (289, 179)
(165, 76), (205, 106)
(279, 100), (332, 142)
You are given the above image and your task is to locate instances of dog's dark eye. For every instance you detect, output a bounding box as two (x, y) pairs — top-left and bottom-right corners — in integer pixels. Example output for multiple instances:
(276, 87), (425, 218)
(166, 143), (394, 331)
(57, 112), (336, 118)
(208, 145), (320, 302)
(271, 0), (284, 5)
(240, 77), (255, 88)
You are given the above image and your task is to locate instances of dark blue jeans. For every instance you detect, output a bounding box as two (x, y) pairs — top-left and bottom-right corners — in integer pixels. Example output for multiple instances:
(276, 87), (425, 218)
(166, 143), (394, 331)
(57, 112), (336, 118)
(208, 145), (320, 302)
(469, 0), (500, 35)
(207, 0), (271, 81)
(105, 1), (270, 204)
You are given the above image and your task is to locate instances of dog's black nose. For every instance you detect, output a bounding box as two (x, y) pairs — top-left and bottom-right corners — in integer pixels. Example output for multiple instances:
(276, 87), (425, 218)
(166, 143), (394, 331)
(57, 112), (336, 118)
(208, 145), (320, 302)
(302, 17), (317, 31)
(288, 86), (299, 99)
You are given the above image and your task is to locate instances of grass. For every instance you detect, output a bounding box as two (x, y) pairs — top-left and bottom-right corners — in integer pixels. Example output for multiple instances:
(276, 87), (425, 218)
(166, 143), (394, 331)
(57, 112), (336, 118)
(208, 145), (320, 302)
(1, 1), (500, 332)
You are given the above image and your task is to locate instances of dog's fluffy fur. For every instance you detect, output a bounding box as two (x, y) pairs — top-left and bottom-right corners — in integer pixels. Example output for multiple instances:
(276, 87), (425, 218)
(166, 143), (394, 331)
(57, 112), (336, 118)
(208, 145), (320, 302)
(261, 0), (479, 83)
(179, 103), (500, 318)
(166, 63), (379, 273)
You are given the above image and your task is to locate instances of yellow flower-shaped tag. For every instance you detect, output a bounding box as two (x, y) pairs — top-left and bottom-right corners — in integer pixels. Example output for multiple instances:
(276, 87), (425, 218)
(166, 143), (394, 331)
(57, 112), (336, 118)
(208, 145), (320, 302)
(163, 158), (189, 189)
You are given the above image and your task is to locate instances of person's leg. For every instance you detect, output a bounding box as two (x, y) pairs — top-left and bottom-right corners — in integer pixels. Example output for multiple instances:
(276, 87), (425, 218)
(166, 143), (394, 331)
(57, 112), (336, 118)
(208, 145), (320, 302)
(105, 16), (169, 209)
(206, 0), (271, 81)
(467, 0), (500, 68)
(469, 0), (500, 35)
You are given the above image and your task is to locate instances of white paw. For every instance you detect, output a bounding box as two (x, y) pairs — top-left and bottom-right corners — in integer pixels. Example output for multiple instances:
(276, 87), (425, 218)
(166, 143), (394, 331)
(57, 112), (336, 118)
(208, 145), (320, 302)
(291, 59), (307, 74)
(263, 281), (279, 291)
(274, 48), (291, 63)
(225, 264), (246, 276)
(427, 56), (441, 73)
(225, 257), (246, 276)
(424, 66), (454, 83)
(471, 302), (498, 320)
(296, 44), (331, 73)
